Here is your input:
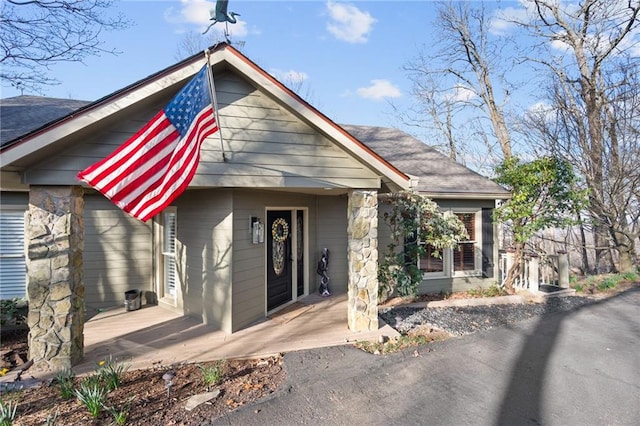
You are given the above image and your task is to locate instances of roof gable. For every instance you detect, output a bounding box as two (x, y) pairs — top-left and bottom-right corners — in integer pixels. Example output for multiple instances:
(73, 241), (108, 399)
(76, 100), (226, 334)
(1, 43), (409, 192)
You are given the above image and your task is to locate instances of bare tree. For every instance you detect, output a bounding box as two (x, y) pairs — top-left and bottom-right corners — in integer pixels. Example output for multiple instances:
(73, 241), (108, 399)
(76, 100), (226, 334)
(1, 0), (130, 93)
(402, 1), (514, 162)
(516, 0), (640, 273)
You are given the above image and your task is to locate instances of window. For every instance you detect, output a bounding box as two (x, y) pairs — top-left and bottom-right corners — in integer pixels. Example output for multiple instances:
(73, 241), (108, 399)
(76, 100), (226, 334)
(453, 213), (476, 273)
(0, 210), (26, 299)
(419, 244), (445, 274)
(417, 210), (482, 278)
(162, 209), (177, 297)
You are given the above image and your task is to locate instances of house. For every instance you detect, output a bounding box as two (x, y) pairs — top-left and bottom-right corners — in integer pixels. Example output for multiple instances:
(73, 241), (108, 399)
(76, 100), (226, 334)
(0, 43), (508, 370)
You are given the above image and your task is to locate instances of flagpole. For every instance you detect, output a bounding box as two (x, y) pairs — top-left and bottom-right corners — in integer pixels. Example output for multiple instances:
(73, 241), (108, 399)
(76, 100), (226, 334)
(204, 49), (227, 162)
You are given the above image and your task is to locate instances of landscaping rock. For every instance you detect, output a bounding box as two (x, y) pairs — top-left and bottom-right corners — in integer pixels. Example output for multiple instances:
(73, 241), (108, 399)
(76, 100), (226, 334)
(185, 389), (221, 411)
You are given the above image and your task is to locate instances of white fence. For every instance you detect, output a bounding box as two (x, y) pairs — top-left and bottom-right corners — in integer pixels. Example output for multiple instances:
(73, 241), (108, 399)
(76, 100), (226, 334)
(500, 252), (570, 292)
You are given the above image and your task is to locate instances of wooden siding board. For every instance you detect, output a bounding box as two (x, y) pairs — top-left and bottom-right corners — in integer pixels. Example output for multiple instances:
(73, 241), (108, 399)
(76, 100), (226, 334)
(176, 189), (233, 332)
(83, 195), (152, 309)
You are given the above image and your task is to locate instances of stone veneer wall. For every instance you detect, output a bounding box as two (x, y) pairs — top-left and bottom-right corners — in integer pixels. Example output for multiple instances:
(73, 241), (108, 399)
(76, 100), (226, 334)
(346, 190), (379, 331)
(26, 186), (84, 371)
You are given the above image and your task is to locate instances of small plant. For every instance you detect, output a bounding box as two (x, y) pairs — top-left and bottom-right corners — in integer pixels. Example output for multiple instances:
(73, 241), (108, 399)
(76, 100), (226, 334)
(75, 381), (107, 419)
(468, 284), (508, 298)
(0, 398), (18, 426)
(45, 409), (59, 426)
(199, 360), (225, 388)
(55, 368), (75, 399)
(96, 356), (128, 391)
(0, 298), (27, 327)
(105, 396), (135, 425)
(573, 284), (584, 293)
(621, 271), (638, 282)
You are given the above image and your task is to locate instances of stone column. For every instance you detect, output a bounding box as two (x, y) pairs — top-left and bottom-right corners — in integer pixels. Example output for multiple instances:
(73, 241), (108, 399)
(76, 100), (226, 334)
(26, 186), (84, 372)
(558, 251), (569, 288)
(347, 190), (378, 332)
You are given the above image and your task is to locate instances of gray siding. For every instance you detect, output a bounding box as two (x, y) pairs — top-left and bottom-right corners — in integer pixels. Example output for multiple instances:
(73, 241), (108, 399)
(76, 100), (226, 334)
(175, 189), (233, 332)
(316, 194), (348, 294)
(83, 195), (152, 315)
(23, 72), (381, 190)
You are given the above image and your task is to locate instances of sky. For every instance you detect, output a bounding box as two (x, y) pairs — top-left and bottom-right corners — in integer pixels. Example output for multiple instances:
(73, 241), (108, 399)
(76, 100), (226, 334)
(0, 0), (515, 129)
(3, 0), (639, 166)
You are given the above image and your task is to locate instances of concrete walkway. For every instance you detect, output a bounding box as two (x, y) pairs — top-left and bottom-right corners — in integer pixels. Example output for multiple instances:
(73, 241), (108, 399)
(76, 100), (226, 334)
(213, 287), (640, 426)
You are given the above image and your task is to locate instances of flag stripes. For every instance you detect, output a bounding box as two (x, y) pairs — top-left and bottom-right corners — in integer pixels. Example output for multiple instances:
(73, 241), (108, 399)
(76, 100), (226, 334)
(78, 65), (218, 222)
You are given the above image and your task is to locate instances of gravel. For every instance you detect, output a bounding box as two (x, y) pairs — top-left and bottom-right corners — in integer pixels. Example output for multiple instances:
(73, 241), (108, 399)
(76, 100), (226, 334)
(379, 296), (596, 336)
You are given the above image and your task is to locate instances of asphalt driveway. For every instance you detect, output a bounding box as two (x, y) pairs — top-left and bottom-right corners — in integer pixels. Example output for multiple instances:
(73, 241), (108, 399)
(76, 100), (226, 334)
(213, 287), (640, 425)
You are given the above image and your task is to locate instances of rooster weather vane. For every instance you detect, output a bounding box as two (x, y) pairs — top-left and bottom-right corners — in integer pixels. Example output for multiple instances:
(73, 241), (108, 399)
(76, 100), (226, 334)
(203, 0), (240, 42)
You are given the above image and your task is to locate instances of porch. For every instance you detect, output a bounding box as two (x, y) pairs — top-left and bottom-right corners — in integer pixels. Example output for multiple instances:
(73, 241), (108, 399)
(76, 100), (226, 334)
(73, 293), (398, 375)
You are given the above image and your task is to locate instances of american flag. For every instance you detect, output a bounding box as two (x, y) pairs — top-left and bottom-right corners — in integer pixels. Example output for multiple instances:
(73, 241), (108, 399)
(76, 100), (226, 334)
(78, 65), (218, 222)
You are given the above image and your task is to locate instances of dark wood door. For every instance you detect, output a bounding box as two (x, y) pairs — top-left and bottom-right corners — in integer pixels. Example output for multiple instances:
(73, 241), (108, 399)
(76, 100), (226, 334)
(267, 210), (292, 311)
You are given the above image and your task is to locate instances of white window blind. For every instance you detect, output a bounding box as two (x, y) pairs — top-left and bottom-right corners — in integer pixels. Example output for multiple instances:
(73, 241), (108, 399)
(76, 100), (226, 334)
(162, 211), (177, 297)
(0, 211), (26, 299)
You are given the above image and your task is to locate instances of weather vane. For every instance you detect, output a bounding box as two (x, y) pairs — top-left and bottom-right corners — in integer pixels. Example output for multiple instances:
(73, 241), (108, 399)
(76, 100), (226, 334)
(203, 0), (240, 43)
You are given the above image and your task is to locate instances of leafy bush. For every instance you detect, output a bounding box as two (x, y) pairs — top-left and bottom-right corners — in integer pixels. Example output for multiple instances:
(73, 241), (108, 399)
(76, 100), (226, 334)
(378, 191), (468, 300)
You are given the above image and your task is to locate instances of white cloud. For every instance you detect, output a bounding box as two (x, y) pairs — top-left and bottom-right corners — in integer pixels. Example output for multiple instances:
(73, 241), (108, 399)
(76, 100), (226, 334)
(443, 85), (477, 103)
(489, 6), (528, 35)
(164, 0), (248, 37)
(356, 80), (401, 100)
(326, 1), (376, 44)
(270, 69), (309, 84)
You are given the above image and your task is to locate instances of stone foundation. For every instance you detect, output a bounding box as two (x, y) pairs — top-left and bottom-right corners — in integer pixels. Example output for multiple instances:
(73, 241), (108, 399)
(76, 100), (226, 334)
(26, 186), (84, 372)
(347, 190), (379, 332)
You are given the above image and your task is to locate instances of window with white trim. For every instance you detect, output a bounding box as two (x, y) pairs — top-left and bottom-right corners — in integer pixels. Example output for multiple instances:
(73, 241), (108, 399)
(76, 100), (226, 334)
(417, 210), (482, 278)
(161, 208), (177, 297)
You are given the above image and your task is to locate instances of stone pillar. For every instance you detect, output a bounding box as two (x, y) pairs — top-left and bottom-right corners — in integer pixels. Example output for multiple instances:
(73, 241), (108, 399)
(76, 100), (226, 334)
(26, 186), (84, 372)
(558, 251), (569, 288)
(347, 190), (378, 332)
(528, 255), (539, 292)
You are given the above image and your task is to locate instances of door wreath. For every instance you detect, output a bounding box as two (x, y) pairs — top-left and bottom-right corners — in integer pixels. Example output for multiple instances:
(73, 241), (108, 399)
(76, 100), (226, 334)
(271, 218), (289, 242)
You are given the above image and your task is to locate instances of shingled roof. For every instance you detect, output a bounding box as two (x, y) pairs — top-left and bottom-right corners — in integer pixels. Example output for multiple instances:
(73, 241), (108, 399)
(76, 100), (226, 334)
(0, 95), (91, 147)
(342, 125), (508, 199)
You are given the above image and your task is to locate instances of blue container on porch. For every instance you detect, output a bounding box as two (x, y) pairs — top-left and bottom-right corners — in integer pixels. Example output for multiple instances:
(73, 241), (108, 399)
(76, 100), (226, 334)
(124, 290), (141, 311)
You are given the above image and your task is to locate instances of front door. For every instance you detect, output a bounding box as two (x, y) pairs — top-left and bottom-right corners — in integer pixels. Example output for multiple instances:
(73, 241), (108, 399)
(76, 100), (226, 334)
(267, 210), (293, 311)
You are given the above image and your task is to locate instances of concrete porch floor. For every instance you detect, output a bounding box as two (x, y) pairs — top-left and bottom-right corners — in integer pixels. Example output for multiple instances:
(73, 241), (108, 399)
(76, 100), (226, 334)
(74, 293), (399, 375)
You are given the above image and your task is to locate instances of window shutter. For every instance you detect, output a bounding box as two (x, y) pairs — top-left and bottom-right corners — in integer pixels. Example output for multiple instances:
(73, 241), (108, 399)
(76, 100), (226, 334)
(163, 211), (177, 296)
(0, 211), (26, 299)
(481, 208), (494, 278)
